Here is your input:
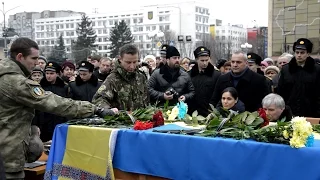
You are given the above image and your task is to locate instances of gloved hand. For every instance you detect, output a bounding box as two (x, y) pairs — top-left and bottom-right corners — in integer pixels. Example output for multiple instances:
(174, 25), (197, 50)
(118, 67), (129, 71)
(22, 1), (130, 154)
(95, 107), (118, 117)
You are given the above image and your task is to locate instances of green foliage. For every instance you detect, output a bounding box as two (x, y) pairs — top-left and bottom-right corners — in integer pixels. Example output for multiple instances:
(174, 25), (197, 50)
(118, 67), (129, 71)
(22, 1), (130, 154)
(109, 20), (134, 58)
(72, 14), (97, 63)
(48, 35), (66, 64)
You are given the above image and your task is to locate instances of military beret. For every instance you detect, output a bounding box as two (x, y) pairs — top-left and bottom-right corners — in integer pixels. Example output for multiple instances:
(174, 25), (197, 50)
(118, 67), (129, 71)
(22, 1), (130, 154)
(247, 52), (262, 65)
(78, 61), (94, 72)
(194, 46), (210, 59)
(293, 38), (313, 53)
(166, 46), (180, 59)
(160, 44), (169, 55)
(44, 61), (62, 73)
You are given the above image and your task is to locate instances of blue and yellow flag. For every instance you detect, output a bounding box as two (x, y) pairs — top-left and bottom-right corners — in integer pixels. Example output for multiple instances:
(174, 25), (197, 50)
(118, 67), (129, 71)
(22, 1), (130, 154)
(44, 124), (118, 180)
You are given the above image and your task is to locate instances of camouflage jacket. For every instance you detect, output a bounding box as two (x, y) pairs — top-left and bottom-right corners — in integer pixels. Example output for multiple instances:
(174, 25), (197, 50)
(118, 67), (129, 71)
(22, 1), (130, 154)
(92, 61), (149, 111)
(0, 58), (96, 173)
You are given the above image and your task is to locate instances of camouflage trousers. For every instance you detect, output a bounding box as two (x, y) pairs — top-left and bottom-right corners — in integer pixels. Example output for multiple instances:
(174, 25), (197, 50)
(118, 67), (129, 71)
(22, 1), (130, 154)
(5, 171), (24, 180)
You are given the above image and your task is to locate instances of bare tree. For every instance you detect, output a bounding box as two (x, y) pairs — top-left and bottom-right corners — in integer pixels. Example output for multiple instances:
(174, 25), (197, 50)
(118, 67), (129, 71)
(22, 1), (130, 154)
(194, 35), (232, 64)
(162, 30), (177, 44)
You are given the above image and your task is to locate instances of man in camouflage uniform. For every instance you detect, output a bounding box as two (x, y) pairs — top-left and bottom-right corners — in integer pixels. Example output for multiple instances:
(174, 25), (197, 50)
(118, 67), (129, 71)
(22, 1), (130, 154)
(93, 44), (149, 110)
(0, 37), (116, 179)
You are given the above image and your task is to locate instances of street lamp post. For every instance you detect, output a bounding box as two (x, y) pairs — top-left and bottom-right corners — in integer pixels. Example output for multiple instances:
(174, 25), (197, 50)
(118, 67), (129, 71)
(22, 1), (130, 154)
(240, 42), (253, 54)
(0, 2), (20, 56)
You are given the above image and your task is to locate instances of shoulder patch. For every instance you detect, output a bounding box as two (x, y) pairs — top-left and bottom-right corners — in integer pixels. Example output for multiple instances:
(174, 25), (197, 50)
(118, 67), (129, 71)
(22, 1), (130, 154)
(97, 85), (106, 94)
(31, 86), (45, 97)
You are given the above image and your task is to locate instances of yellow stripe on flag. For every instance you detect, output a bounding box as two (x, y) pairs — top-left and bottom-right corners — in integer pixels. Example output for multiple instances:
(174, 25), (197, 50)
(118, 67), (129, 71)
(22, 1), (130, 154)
(61, 125), (114, 179)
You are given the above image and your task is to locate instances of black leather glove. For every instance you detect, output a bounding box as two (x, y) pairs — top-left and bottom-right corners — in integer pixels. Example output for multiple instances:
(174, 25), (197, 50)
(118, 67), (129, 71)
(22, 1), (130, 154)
(95, 107), (115, 118)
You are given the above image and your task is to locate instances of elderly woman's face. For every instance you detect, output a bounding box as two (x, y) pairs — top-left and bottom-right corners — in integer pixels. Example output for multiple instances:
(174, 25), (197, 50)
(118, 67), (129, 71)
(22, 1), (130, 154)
(277, 57), (289, 69)
(263, 104), (284, 121)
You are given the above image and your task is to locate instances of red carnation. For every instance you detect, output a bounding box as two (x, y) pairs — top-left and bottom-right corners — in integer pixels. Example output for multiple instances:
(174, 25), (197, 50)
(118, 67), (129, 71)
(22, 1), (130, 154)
(133, 120), (154, 130)
(152, 110), (164, 127)
(258, 108), (269, 127)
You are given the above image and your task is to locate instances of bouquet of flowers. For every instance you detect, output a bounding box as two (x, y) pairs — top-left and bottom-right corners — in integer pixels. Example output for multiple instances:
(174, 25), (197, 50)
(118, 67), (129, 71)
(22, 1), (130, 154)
(252, 117), (314, 148)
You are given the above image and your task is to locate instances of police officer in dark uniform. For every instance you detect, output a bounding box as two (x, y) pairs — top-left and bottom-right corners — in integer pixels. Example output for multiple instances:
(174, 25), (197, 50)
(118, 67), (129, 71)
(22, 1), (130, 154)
(36, 61), (71, 142)
(189, 46), (221, 116)
(247, 52), (273, 92)
(247, 52), (264, 75)
(278, 38), (320, 117)
(69, 61), (102, 102)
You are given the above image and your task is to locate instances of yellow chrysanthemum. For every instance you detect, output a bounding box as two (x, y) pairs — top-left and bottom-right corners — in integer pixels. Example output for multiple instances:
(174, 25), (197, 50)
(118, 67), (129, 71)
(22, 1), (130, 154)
(289, 117), (313, 148)
(283, 130), (289, 139)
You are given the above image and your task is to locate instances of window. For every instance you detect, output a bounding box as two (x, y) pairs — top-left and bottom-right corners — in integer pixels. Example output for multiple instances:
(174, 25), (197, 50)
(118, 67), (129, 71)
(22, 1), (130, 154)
(139, 35), (143, 41)
(165, 25), (170, 30)
(60, 24), (63, 29)
(139, 18), (143, 23)
(133, 18), (137, 23)
(98, 21), (102, 26)
(109, 20), (114, 25)
(98, 30), (102, 34)
(139, 44), (143, 49)
(103, 29), (107, 34)
(92, 22), (95, 26)
(152, 26), (156, 30)
(99, 46), (102, 50)
(104, 46), (108, 50)
(66, 24), (69, 28)
(146, 26), (150, 31)
(147, 44), (151, 48)
(159, 25), (164, 31)
(196, 7), (199, 12)
(71, 24), (74, 28)
(196, 15), (198, 22)
(51, 40), (54, 45)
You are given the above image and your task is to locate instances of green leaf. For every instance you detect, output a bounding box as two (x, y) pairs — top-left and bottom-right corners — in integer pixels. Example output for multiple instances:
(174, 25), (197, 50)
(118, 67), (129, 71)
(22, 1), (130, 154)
(241, 112), (249, 122)
(209, 104), (215, 111)
(197, 115), (206, 121)
(192, 110), (198, 117)
(245, 112), (258, 125)
(207, 117), (221, 130)
(232, 113), (243, 123)
(185, 114), (192, 121)
(251, 117), (264, 127)
(279, 117), (287, 122)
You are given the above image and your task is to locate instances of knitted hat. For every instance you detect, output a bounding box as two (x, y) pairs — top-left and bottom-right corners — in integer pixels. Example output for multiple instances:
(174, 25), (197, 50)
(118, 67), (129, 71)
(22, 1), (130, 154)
(61, 61), (76, 71)
(265, 66), (280, 74)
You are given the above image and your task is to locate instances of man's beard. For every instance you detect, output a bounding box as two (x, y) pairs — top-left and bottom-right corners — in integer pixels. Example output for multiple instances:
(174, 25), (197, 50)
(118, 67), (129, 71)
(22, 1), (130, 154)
(173, 63), (180, 69)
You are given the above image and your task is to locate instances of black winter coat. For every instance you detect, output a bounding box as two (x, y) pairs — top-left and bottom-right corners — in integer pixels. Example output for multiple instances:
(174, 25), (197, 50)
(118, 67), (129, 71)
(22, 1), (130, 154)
(69, 74), (102, 102)
(148, 65), (195, 106)
(210, 68), (271, 112)
(33, 77), (70, 142)
(188, 63), (221, 116)
(278, 57), (320, 117)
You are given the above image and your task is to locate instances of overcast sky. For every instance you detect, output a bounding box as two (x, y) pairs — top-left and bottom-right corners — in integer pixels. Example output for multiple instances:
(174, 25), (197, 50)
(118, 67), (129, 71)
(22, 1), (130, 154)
(2, 0), (268, 27)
